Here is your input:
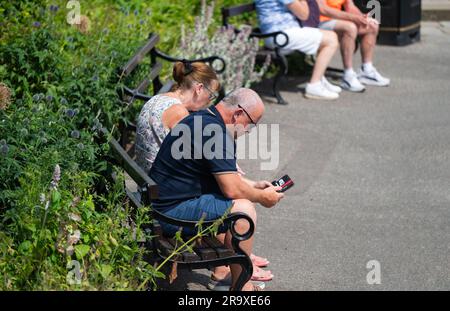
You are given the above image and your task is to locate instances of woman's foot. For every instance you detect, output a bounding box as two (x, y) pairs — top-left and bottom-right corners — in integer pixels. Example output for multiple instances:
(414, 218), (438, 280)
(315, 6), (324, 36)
(212, 265), (273, 284)
(251, 265), (273, 282)
(250, 253), (270, 267)
(241, 281), (264, 291)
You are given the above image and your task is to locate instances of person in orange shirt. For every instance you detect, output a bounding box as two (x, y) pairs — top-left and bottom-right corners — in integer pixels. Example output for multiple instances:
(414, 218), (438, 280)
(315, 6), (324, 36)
(317, 0), (390, 92)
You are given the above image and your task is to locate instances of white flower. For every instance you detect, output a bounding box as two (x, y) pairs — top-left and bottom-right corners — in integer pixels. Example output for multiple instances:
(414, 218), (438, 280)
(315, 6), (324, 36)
(67, 230), (81, 245)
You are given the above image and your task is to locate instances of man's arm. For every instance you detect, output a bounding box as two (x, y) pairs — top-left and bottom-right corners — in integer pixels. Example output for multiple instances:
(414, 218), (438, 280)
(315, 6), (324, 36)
(286, 0), (310, 21)
(344, 0), (363, 16)
(214, 173), (284, 208)
(241, 176), (273, 190)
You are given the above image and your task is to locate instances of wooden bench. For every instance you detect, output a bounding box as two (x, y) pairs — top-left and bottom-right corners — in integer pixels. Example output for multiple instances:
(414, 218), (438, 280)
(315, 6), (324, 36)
(99, 126), (254, 291)
(116, 32), (226, 152)
(222, 3), (291, 105)
(221, 2), (358, 105)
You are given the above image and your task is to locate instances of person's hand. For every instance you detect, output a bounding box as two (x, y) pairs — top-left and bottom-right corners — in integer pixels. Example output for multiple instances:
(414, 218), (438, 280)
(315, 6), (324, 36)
(260, 185), (284, 208)
(351, 14), (369, 28)
(367, 16), (379, 26)
(254, 180), (272, 190)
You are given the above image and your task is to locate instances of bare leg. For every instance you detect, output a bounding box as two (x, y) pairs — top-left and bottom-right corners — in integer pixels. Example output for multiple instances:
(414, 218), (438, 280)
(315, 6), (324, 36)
(331, 20), (358, 70)
(225, 199), (258, 291)
(310, 30), (339, 83)
(359, 23), (379, 64)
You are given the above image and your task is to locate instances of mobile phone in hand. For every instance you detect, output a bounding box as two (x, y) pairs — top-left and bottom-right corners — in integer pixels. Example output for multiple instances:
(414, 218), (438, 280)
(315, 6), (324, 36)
(271, 175), (294, 193)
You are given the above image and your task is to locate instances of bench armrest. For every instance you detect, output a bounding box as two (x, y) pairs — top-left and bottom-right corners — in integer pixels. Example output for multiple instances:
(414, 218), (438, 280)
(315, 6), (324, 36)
(249, 29), (289, 48)
(151, 208), (254, 242)
(152, 49), (226, 74)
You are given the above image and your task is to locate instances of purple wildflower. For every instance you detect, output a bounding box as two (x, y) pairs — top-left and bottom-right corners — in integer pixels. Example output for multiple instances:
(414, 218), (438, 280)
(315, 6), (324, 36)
(1, 144), (9, 156)
(65, 108), (76, 118)
(70, 130), (80, 139)
(32, 21), (41, 28)
(49, 5), (59, 13)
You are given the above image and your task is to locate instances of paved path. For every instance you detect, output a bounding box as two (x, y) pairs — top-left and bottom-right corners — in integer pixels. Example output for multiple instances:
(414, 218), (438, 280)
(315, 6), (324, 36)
(168, 22), (450, 291)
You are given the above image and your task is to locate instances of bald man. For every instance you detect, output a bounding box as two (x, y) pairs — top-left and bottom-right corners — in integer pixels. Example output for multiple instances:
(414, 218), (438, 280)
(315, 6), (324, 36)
(150, 88), (284, 291)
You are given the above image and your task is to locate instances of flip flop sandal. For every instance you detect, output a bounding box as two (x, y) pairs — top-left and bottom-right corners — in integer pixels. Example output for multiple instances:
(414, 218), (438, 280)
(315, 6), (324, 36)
(251, 266), (273, 282)
(250, 254), (270, 267)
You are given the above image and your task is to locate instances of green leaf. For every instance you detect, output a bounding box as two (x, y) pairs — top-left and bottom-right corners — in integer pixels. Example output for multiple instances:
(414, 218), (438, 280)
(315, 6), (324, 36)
(18, 240), (32, 254)
(99, 264), (113, 279)
(74, 244), (90, 260)
(51, 190), (61, 205)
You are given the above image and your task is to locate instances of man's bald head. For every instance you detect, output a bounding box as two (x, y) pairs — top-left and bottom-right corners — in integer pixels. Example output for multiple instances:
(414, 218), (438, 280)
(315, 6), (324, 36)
(220, 88), (265, 123)
(215, 88), (265, 138)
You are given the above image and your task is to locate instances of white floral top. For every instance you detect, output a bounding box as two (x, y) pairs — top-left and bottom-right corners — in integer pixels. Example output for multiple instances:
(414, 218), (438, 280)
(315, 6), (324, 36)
(135, 94), (182, 174)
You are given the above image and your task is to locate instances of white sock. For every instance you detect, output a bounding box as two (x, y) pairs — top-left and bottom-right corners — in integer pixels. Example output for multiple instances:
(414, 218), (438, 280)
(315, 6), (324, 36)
(363, 62), (374, 72)
(344, 68), (355, 78)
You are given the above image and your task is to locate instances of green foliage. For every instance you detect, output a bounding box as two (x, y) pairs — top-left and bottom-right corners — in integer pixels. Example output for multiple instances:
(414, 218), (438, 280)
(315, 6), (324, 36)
(0, 0), (245, 290)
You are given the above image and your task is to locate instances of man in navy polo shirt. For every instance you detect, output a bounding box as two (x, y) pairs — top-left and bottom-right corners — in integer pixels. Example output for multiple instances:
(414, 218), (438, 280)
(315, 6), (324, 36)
(149, 88), (284, 291)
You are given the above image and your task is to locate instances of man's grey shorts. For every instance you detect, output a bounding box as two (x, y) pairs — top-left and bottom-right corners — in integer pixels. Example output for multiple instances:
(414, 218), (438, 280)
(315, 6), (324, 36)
(318, 19), (338, 31)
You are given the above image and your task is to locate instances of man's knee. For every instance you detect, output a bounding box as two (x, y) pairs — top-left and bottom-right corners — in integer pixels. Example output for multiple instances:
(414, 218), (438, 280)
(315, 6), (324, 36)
(342, 21), (358, 39)
(371, 23), (379, 34)
(231, 199), (257, 224)
(320, 30), (338, 49)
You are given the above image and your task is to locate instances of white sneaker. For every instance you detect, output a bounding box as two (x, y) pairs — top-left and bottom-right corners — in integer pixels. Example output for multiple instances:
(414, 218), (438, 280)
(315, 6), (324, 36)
(305, 82), (339, 100)
(341, 72), (366, 92)
(321, 77), (342, 94)
(358, 66), (390, 87)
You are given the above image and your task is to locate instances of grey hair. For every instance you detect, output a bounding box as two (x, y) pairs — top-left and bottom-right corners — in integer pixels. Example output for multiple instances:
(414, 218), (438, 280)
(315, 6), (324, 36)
(221, 88), (262, 111)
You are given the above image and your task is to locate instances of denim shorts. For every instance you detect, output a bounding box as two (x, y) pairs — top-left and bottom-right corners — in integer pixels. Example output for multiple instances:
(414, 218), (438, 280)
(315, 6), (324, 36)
(156, 194), (233, 237)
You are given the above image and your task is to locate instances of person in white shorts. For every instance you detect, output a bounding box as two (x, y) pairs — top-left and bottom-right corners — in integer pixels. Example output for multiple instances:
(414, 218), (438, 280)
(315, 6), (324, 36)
(255, 0), (341, 100)
(317, 0), (390, 92)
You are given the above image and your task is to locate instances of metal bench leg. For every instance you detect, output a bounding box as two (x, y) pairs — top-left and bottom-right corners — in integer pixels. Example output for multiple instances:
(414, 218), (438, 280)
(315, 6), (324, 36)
(231, 257), (253, 291)
(273, 52), (289, 105)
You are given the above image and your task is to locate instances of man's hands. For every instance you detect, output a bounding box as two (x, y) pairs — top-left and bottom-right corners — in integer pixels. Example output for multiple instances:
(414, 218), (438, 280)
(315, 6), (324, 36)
(260, 185), (284, 208)
(254, 180), (284, 208)
(350, 14), (369, 27)
(215, 174), (285, 208)
(254, 180), (272, 189)
(350, 14), (379, 30)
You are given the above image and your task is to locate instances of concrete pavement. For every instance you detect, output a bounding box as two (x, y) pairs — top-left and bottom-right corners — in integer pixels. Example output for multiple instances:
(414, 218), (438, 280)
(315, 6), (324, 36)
(168, 21), (450, 291)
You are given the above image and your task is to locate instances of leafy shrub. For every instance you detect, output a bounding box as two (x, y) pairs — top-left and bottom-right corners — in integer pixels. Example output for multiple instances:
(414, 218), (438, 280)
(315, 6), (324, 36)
(178, 0), (270, 93)
(0, 0), (247, 290)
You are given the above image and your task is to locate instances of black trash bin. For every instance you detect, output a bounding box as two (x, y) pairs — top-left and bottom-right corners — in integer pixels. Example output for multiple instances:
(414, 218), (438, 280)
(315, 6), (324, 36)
(355, 0), (421, 46)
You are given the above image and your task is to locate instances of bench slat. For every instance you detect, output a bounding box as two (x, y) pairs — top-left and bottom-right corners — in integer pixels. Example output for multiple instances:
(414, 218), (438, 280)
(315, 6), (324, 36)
(203, 236), (235, 258)
(121, 34), (160, 77)
(193, 238), (218, 260)
(157, 238), (182, 261)
(149, 62), (163, 82)
(222, 3), (256, 20)
(156, 80), (175, 95)
(165, 238), (201, 263)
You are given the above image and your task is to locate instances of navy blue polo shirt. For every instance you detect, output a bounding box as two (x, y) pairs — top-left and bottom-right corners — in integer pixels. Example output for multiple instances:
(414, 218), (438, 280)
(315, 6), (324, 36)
(149, 106), (237, 212)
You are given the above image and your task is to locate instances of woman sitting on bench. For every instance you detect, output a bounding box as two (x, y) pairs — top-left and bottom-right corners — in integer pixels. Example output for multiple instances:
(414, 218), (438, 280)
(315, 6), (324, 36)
(136, 61), (219, 174)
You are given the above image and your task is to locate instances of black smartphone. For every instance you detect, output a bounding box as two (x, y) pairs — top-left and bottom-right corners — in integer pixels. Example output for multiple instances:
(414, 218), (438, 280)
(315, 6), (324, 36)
(271, 175), (294, 193)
